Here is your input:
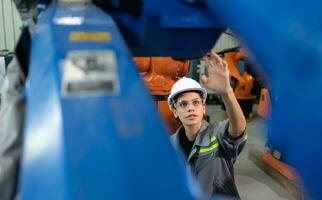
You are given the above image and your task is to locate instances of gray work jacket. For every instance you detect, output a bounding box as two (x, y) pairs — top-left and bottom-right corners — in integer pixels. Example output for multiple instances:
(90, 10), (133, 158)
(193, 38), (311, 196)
(171, 120), (247, 199)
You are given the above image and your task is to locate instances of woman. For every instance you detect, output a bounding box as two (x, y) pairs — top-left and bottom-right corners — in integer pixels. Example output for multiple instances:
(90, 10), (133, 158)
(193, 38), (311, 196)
(169, 51), (247, 199)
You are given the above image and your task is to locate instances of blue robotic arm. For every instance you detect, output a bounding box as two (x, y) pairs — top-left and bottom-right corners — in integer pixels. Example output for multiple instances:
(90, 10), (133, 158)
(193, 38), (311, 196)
(16, 0), (322, 199)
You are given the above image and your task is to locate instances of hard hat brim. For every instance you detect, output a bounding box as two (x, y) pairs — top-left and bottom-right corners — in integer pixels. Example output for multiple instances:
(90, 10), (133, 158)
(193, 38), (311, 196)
(168, 88), (207, 106)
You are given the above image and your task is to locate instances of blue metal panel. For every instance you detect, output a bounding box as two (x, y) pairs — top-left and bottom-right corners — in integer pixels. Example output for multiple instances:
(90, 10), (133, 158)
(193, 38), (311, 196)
(107, 0), (224, 57)
(20, 3), (203, 199)
(205, 0), (322, 199)
(34, 0), (224, 58)
(20, 0), (322, 199)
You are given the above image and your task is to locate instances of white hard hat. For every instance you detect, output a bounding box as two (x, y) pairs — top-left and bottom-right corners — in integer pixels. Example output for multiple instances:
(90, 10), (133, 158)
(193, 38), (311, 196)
(168, 77), (207, 109)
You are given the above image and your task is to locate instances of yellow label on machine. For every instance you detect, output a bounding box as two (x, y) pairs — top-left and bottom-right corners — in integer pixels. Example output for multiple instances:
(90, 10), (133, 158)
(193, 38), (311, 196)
(69, 32), (111, 42)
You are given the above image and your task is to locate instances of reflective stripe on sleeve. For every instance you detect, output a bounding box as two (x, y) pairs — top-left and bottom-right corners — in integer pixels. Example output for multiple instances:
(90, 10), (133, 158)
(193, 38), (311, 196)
(210, 135), (217, 142)
(244, 134), (248, 141)
(198, 142), (219, 154)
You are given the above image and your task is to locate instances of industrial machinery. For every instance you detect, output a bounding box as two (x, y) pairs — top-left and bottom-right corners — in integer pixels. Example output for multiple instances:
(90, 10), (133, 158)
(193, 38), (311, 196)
(19, 1), (219, 199)
(255, 88), (305, 198)
(257, 88), (271, 119)
(133, 57), (189, 133)
(14, 0), (322, 199)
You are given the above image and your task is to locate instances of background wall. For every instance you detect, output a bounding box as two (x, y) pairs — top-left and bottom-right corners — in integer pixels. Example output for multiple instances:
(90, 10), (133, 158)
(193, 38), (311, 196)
(214, 32), (239, 52)
(0, 0), (22, 51)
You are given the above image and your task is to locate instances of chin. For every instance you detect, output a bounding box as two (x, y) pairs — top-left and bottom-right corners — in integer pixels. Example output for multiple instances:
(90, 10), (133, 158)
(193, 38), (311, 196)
(184, 119), (201, 126)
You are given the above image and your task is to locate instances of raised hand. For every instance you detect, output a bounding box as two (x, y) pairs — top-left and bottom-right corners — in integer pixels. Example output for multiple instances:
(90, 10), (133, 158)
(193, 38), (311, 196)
(201, 50), (233, 95)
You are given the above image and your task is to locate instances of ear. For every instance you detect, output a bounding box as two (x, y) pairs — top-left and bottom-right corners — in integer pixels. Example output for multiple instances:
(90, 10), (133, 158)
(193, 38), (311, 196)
(172, 108), (178, 118)
(203, 105), (206, 115)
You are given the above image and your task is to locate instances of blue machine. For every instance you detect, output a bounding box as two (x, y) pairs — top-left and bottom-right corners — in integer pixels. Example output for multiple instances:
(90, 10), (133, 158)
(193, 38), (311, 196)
(205, 1), (322, 199)
(20, 0), (322, 199)
(20, 1), (216, 199)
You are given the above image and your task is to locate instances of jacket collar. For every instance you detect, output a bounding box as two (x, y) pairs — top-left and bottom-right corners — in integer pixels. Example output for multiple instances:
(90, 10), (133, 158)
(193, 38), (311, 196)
(173, 120), (210, 147)
(193, 120), (210, 147)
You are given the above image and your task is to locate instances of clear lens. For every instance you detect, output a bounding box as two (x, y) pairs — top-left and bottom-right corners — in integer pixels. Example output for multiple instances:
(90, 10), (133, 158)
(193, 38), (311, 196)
(192, 99), (202, 107)
(178, 101), (188, 108)
(176, 98), (203, 109)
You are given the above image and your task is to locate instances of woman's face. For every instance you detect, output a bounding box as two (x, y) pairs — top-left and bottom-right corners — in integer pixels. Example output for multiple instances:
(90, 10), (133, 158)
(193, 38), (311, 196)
(173, 92), (205, 127)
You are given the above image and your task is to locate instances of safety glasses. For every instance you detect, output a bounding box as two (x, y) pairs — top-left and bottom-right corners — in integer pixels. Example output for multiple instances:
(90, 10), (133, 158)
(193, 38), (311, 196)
(176, 98), (204, 109)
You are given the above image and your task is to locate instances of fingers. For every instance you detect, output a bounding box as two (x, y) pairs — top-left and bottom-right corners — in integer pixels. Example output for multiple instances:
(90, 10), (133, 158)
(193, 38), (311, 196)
(203, 50), (229, 78)
(222, 60), (228, 70)
(202, 55), (213, 69)
(203, 50), (227, 70)
(209, 50), (224, 67)
(201, 74), (209, 85)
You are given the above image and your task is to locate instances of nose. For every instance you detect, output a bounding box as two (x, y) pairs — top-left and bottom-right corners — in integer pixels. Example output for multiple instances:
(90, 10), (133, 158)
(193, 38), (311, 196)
(187, 104), (195, 112)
